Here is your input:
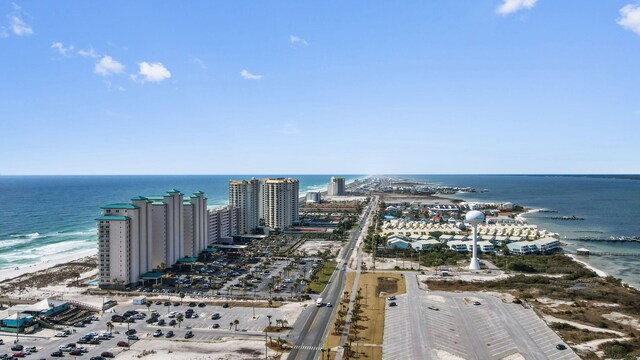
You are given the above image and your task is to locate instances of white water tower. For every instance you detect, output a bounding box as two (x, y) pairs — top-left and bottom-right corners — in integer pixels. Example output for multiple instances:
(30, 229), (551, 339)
(465, 210), (485, 270)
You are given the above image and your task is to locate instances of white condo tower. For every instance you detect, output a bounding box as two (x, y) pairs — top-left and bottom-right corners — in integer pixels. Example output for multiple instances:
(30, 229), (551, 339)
(465, 210), (485, 270)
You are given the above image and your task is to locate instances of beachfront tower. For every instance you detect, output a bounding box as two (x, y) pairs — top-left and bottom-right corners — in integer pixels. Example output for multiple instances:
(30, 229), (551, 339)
(465, 210), (485, 270)
(327, 176), (346, 196)
(263, 178), (299, 230)
(229, 179), (261, 234)
(183, 191), (208, 257)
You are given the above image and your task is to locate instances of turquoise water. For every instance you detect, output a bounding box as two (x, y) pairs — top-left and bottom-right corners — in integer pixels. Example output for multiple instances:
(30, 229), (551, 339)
(2, 174), (639, 287)
(0, 175), (362, 271)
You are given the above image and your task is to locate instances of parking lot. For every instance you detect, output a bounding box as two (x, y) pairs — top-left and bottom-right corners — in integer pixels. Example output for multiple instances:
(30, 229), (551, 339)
(383, 275), (581, 360)
(0, 296), (303, 360)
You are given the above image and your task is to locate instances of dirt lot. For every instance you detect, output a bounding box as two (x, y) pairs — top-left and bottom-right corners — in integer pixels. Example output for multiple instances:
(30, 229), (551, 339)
(325, 272), (406, 359)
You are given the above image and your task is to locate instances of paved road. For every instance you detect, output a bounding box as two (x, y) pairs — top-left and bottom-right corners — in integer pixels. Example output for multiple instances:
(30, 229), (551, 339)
(383, 274), (581, 360)
(287, 197), (377, 360)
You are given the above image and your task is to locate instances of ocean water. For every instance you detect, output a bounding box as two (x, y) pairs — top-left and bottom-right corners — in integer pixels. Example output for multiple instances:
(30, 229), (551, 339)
(404, 175), (640, 287)
(0, 175), (362, 271)
(2, 175), (639, 288)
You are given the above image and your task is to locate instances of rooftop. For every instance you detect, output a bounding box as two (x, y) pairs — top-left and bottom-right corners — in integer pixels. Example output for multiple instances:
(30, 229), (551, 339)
(101, 203), (139, 210)
(96, 216), (130, 221)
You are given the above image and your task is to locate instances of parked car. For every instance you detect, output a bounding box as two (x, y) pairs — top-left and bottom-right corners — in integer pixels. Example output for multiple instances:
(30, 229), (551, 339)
(117, 341), (129, 347)
(101, 352), (114, 358)
(73, 322), (85, 327)
(212, 323), (220, 328)
(69, 349), (83, 355)
(188, 302), (197, 307)
(153, 330), (163, 337)
(125, 329), (137, 335)
(556, 344), (567, 350)
(169, 319), (176, 326)
(164, 301), (171, 306)
(222, 303), (229, 308)
(55, 331), (68, 337)
(157, 319), (166, 326)
(473, 301), (481, 306)
(165, 330), (174, 338)
(127, 335), (139, 341)
(211, 313), (221, 320)
(198, 302), (206, 307)
(12, 352), (26, 358)
(389, 302), (397, 307)
(387, 296), (396, 301)
(185, 331), (194, 339)
(51, 351), (64, 357)
(11, 345), (24, 352)
(428, 306), (439, 311)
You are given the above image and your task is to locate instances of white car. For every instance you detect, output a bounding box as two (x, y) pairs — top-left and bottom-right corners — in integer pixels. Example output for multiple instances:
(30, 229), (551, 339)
(55, 332), (68, 337)
(25, 346), (37, 352)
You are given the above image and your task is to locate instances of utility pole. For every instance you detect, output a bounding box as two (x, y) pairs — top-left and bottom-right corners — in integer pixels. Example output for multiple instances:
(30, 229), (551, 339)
(365, 284), (368, 306)
(265, 329), (268, 360)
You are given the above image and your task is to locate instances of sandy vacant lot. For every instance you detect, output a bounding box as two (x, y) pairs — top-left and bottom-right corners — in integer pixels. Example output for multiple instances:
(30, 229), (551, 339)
(115, 337), (280, 360)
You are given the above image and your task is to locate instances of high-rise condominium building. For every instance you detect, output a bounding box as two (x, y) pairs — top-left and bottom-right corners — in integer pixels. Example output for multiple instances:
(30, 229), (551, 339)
(306, 191), (322, 203)
(207, 205), (239, 243)
(229, 178), (260, 234)
(183, 191), (208, 258)
(263, 178), (299, 230)
(327, 176), (346, 196)
(97, 189), (206, 288)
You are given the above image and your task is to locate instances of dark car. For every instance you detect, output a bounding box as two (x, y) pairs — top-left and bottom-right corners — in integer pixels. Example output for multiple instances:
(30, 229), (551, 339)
(164, 301), (171, 306)
(556, 344), (567, 350)
(173, 302), (180, 306)
(185, 313), (192, 319)
(188, 302), (196, 307)
(101, 352), (114, 358)
(222, 303), (229, 308)
(211, 313), (221, 320)
(10, 345), (23, 352)
(165, 330), (174, 338)
(169, 319), (177, 326)
(111, 315), (125, 322)
(127, 335), (139, 341)
(157, 319), (166, 326)
(51, 351), (64, 357)
(89, 339), (101, 345)
(198, 302), (206, 308)
(13, 352), (26, 358)
(125, 329), (137, 335)
(117, 341), (129, 347)
(155, 301), (162, 305)
(90, 357), (106, 360)
(389, 302), (397, 307)
(185, 331), (193, 339)
(77, 339), (89, 344)
(212, 323), (220, 328)
(69, 349), (83, 355)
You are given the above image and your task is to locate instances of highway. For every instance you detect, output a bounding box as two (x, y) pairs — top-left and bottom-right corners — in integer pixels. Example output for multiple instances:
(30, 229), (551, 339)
(287, 196), (377, 360)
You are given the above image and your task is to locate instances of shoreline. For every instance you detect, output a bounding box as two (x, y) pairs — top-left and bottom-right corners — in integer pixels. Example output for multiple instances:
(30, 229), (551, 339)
(0, 248), (97, 283)
(565, 253), (608, 277)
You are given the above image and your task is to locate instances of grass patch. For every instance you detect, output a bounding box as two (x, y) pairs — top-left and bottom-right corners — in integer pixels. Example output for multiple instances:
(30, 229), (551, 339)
(325, 272), (406, 359)
(550, 323), (619, 344)
(306, 261), (337, 294)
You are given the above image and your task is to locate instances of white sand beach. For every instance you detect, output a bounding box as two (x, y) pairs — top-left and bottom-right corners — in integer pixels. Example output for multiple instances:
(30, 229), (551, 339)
(0, 248), (97, 283)
(565, 253), (607, 277)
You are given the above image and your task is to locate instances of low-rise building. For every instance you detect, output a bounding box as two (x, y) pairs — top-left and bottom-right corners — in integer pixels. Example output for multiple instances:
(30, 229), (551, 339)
(388, 238), (411, 249)
(448, 240), (468, 253)
(532, 237), (561, 253)
(411, 239), (440, 251)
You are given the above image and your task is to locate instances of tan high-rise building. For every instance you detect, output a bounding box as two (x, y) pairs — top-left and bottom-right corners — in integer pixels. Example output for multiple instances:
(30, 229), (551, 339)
(229, 178), (260, 234)
(263, 178), (299, 230)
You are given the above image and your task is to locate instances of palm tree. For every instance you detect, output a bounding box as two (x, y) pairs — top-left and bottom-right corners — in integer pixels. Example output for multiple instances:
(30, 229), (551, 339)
(267, 315), (272, 328)
(229, 322), (234, 330)
(267, 282), (273, 299)
(145, 301), (152, 313)
(233, 319), (239, 331)
(70, 271), (81, 286)
(281, 319), (289, 328)
(176, 314), (184, 328)
(179, 291), (185, 305)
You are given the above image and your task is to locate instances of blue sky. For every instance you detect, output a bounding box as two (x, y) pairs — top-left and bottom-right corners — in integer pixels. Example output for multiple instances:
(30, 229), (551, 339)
(1, 0), (640, 175)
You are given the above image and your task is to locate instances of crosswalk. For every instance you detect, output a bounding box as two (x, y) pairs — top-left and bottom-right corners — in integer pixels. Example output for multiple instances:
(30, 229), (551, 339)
(292, 345), (323, 351)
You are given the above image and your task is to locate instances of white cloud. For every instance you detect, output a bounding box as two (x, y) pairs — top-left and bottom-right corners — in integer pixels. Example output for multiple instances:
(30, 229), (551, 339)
(618, 3), (640, 36)
(94, 56), (125, 77)
(77, 47), (99, 58)
(191, 57), (207, 70)
(10, 15), (32, 36)
(289, 35), (309, 47)
(136, 62), (171, 83)
(496, 0), (538, 15)
(240, 69), (262, 80)
(51, 42), (74, 56)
